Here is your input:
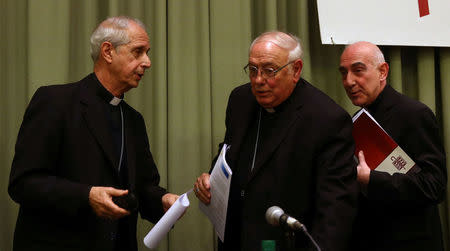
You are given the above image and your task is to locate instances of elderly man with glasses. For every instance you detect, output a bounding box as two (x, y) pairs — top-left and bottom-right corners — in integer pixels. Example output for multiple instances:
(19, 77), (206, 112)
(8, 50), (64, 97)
(194, 31), (358, 251)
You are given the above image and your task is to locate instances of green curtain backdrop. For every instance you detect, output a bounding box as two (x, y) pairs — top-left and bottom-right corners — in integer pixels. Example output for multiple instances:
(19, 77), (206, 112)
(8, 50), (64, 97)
(1, 0), (448, 250)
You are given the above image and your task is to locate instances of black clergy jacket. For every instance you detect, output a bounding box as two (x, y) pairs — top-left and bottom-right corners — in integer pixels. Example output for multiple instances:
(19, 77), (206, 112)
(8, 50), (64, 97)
(215, 78), (359, 251)
(350, 85), (447, 251)
(8, 73), (167, 251)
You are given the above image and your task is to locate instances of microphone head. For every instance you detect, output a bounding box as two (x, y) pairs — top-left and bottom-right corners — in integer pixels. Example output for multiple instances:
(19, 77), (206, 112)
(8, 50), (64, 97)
(265, 206), (284, 226)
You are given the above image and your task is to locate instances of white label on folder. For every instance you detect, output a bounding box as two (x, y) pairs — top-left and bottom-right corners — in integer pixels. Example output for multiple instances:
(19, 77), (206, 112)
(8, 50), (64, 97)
(377, 146), (415, 175)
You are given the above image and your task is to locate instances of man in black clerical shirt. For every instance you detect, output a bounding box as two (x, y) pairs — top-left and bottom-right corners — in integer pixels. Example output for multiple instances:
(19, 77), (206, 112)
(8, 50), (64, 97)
(339, 41), (447, 251)
(194, 31), (358, 251)
(8, 16), (180, 251)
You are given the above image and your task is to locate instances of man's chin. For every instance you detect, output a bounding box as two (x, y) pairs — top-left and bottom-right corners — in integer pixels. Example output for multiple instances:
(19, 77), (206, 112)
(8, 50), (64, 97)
(351, 98), (367, 107)
(256, 99), (276, 109)
(130, 81), (140, 88)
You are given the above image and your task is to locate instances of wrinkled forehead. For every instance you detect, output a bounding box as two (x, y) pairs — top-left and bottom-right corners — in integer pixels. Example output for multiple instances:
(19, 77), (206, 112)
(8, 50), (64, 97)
(129, 22), (149, 38)
(341, 47), (376, 67)
(126, 25), (150, 47)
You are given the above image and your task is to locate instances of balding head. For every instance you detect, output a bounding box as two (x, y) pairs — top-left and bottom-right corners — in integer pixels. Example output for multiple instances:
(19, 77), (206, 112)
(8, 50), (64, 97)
(90, 16), (147, 62)
(250, 31), (303, 62)
(92, 16), (151, 97)
(339, 41), (389, 107)
(246, 31), (304, 108)
(344, 41), (385, 67)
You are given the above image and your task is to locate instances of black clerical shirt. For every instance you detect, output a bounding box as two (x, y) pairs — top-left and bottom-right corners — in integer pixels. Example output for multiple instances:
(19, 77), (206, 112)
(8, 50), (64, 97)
(224, 96), (292, 249)
(92, 75), (128, 188)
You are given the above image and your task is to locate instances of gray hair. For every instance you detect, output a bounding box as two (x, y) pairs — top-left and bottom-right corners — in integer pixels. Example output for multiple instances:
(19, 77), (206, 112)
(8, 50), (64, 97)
(90, 16), (146, 61)
(372, 47), (385, 66)
(250, 31), (303, 62)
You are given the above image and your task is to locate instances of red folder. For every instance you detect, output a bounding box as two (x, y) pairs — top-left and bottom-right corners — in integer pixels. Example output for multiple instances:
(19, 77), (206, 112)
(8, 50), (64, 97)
(352, 109), (414, 174)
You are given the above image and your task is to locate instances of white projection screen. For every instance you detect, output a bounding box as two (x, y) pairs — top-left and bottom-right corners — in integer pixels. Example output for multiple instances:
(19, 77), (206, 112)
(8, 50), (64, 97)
(316, 0), (450, 46)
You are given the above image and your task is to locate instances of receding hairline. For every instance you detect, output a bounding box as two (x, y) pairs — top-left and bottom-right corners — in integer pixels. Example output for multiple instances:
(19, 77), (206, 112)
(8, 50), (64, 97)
(90, 16), (148, 62)
(249, 31), (303, 61)
(96, 16), (146, 32)
(343, 41), (385, 66)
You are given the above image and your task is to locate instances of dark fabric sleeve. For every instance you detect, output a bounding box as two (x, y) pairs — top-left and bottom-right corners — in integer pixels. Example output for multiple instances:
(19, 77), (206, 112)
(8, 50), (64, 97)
(135, 113), (167, 223)
(311, 112), (359, 251)
(368, 106), (447, 207)
(8, 86), (91, 217)
(210, 87), (235, 173)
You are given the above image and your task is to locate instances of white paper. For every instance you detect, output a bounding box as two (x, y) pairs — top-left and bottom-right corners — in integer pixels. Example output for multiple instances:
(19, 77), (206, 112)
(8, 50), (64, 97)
(316, 0), (450, 47)
(199, 144), (232, 242)
(352, 108), (387, 134)
(143, 191), (190, 249)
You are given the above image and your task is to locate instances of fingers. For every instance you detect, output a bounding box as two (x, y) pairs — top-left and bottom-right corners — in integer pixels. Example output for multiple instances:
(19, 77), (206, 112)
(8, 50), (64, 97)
(358, 150), (366, 164)
(162, 193), (179, 212)
(356, 151), (371, 185)
(200, 173), (210, 190)
(107, 200), (130, 219)
(358, 150), (370, 169)
(109, 188), (128, 197)
(89, 186), (130, 220)
(194, 173), (211, 205)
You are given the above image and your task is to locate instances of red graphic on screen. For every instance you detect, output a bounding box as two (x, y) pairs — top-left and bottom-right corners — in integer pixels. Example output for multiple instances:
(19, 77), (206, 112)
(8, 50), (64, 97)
(418, 0), (430, 17)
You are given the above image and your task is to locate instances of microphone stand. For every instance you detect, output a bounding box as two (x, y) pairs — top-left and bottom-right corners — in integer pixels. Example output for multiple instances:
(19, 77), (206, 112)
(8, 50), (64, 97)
(279, 214), (321, 251)
(302, 229), (321, 251)
(280, 215), (296, 251)
(284, 229), (296, 251)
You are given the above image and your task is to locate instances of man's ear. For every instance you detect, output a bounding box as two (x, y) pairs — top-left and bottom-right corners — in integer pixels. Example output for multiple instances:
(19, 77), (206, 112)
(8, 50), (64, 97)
(293, 59), (303, 82)
(378, 62), (389, 81)
(100, 41), (114, 63)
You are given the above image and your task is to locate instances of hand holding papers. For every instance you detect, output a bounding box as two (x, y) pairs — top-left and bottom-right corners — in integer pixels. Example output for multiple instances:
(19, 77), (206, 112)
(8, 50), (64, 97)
(143, 191), (190, 249)
(198, 144), (232, 242)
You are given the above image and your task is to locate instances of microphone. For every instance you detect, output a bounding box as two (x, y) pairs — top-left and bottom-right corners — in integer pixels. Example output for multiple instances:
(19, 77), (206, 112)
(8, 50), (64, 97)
(266, 206), (322, 251)
(265, 206), (305, 231)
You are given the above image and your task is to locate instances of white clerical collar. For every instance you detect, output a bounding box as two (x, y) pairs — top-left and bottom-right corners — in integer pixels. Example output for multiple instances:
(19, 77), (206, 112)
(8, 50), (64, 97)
(109, 97), (122, 106)
(265, 108), (275, 113)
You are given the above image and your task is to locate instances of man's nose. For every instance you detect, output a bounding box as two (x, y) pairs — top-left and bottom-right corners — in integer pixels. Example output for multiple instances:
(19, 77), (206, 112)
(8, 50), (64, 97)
(254, 71), (265, 85)
(344, 73), (355, 86)
(142, 54), (151, 69)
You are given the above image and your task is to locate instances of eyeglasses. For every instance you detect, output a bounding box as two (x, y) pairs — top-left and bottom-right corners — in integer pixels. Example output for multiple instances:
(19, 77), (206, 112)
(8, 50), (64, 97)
(243, 61), (294, 79)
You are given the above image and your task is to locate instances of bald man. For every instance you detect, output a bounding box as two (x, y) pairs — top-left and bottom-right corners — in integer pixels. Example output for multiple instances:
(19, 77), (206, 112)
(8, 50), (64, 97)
(339, 41), (447, 251)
